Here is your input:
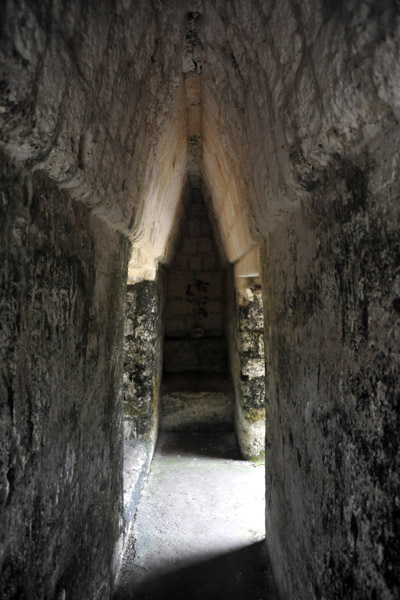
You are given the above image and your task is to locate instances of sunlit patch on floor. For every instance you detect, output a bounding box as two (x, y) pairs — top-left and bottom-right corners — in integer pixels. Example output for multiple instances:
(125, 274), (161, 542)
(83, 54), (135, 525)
(115, 431), (277, 600)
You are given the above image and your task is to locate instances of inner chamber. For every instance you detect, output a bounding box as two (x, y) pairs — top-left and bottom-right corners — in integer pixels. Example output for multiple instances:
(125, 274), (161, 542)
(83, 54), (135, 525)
(161, 188), (234, 432)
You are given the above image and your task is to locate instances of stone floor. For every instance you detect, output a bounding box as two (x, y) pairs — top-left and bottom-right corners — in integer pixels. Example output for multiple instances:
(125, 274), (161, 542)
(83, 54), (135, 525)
(114, 431), (277, 600)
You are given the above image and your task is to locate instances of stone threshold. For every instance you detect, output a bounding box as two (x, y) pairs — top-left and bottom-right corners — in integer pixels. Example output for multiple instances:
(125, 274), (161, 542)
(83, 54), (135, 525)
(123, 440), (153, 540)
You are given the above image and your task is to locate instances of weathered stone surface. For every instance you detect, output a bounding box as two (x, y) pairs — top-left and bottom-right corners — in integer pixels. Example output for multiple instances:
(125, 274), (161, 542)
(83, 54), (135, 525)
(0, 1), (399, 598)
(122, 440), (152, 540)
(0, 0), (191, 281)
(0, 151), (130, 600)
(235, 288), (266, 459)
(237, 289), (265, 411)
(2, 0), (399, 274)
(161, 391), (234, 432)
(196, 2), (400, 595)
(199, 0), (400, 240)
(227, 270), (266, 460)
(123, 273), (164, 446)
(262, 135), (400, 599)
(122, 274), (165, 542)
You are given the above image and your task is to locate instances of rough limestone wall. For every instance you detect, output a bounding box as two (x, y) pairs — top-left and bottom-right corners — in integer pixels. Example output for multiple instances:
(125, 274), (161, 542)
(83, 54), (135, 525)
(236, 287), (266, 460)
(226, 273), (265, 460)
(0, 152), (130, 600)
(200, 0), (400, 237)
(0, 0), (188, 234)
(199, 1), (400, 597)
(262, 134), (400, 599)
(123, 271), (165, 447)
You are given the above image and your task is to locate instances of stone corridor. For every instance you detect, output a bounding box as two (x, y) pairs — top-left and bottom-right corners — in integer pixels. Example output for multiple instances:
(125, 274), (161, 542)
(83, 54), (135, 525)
(1, 1), (399, 599)
(115, 432), (275, 600)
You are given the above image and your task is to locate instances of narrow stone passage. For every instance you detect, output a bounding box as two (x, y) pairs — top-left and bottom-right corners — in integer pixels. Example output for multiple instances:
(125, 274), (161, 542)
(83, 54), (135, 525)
(115, 432), (276, 600)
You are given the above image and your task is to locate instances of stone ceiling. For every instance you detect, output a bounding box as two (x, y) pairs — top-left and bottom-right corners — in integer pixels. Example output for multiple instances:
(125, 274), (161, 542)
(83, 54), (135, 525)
(1, 0), (398, 282)
(128, 1), (259, 282)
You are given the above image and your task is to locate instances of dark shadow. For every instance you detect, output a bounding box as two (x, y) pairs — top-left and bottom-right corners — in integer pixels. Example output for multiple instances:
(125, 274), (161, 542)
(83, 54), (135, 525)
(158, 431), (242, 460)
(114, 541), (277, 600)
(161, 372), (233, 393)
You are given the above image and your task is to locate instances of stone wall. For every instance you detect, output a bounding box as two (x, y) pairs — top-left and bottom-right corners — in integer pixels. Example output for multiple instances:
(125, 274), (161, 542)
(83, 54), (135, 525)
(1, 1), (399, 598)
(0, 0), (189, 241)
(198, 2), (400, 596)
(122, 271), (165, 538)
(0, 152), (130, 600)
(226, 271), (265, 460)
(199, 1), (400, 242)
(164, 191), (227, 373)
(262, 138), (400, 599)
(123, 272), (164, 445)
(235, 286), (265, 460)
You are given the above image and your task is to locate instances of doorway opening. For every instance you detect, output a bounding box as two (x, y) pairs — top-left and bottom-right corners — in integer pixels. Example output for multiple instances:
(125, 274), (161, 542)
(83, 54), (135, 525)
(161, 188), (234, 433)
(118, 187), (271, 598)
(120, 188), (267, 569)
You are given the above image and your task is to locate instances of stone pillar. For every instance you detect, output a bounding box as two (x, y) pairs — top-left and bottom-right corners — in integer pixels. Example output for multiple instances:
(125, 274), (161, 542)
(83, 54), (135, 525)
(226, 266), (266, 460)
(122, 269), (165, 537)
(234, 281), (266, 460)
(123, 269), (164, 450)
(235, 283), (266, 459)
